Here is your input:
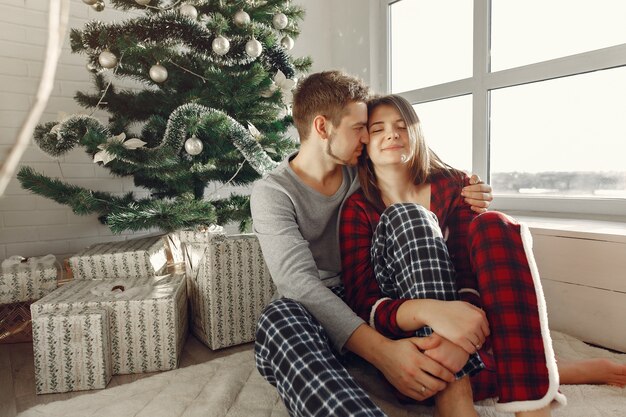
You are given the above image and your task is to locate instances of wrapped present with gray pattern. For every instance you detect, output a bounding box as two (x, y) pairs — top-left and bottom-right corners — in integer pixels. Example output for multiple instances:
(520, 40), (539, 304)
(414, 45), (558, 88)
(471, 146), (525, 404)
(31, 273), (188, 376)
(32, 309), (111, 394)
(180, 227), (275, 350)
(69, 236), (168, 280)
(0, 255), (58, 304)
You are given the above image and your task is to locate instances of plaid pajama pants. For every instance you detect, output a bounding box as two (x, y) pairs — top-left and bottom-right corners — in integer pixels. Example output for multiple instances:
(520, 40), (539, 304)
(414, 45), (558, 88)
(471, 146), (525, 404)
(255, 206), (565, 415)
(372, 203), (484, 379)
(255, 288), (386, 417)
(374, 203), (565, 411)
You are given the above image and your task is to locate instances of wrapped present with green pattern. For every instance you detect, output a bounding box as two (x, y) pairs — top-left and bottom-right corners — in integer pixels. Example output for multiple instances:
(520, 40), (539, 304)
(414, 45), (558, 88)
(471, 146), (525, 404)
(31, 273), (188, 376)
(0, 255), (59, 304)
(32, 309), (111, 394)
(69, 236), (168, 280)
(180, 227), (275, 350)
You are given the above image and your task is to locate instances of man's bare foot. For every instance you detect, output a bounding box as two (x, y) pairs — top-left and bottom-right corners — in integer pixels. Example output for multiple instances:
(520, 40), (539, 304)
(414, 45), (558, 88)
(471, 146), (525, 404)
(434, 377), (478, 417)
(559, 358), (626, 387)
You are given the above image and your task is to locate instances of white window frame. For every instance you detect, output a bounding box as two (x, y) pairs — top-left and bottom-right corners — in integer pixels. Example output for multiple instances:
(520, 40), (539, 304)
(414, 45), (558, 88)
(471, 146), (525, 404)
(379, 0), (626, 217)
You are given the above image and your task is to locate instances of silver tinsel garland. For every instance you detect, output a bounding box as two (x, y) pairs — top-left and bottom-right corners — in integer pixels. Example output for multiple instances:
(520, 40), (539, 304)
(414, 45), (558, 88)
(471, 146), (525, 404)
(38, 104), (279, 176)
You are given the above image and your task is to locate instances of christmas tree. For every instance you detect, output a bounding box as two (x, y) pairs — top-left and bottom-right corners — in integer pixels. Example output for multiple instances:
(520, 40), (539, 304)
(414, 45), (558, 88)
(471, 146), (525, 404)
(18, 0), (310, 233)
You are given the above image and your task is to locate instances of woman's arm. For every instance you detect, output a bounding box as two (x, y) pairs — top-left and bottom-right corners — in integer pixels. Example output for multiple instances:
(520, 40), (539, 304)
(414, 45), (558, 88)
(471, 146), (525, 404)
(339, 194), (413, 338)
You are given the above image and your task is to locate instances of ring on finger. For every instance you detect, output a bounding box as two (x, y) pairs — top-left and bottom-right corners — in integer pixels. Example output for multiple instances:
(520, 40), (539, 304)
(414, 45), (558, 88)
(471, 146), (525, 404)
(420, 385), (426, 393)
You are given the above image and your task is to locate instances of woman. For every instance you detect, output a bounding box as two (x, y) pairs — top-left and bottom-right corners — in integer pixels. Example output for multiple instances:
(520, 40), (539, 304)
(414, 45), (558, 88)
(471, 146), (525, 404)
(339, 94), (626, 417)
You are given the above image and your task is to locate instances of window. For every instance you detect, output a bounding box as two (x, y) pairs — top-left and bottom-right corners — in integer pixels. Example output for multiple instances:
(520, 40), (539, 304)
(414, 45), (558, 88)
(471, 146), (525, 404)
(383, 0), (626, 216)
(413, 95), (472, 173)
(491, 67), (626, 199)
(491, 0), (626, 71)
(390, 1), (473, 92)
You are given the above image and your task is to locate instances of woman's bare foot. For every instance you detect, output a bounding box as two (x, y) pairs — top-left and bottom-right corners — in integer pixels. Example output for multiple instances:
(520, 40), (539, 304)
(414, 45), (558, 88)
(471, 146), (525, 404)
(559, 358), (626, 387)
(434, 377), (478, 417)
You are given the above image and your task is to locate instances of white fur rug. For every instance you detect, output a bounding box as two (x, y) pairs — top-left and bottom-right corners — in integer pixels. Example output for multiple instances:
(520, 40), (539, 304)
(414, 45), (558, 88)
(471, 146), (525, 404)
(18, 331), (626, 417)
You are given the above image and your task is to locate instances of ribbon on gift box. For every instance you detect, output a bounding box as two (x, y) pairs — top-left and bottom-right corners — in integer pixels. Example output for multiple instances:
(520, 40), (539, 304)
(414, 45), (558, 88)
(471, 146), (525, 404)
(2, 254), (64, 281)
(2, 254), (56, 270)
(88, 275), (176, 300)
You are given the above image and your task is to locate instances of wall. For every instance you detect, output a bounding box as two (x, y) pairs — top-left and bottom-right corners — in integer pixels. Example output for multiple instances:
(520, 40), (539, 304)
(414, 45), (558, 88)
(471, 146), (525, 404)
(0, 0), (338, 260)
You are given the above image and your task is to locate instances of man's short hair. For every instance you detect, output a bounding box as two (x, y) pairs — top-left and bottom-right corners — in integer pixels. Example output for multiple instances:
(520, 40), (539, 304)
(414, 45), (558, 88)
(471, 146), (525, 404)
(292, 71), (370, 141)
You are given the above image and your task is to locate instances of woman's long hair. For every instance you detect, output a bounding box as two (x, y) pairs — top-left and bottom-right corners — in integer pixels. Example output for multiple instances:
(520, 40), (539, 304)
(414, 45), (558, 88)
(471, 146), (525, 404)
(358, 94), (461, 212)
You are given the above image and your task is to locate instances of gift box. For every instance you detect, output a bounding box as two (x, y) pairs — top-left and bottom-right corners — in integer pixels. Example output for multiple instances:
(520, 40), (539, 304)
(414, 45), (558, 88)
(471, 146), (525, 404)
(69, 236), (168, 280)
(31, 273), (188, 375)
(32, 310), (111, 394)
(180, 228), (275, 350)
(0, 255), (58, 304)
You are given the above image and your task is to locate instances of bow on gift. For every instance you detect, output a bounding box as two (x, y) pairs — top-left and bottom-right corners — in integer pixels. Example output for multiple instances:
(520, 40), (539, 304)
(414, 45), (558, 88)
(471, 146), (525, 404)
(1, 254), (57, 271)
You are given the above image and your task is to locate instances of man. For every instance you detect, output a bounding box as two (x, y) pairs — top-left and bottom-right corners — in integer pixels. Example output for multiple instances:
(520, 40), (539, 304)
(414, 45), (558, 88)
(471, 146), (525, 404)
(250, 71), (492, 416)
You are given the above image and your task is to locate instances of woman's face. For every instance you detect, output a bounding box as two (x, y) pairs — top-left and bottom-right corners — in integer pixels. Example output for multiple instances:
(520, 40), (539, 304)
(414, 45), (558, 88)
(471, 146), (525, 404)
(366, 104), (411, 167)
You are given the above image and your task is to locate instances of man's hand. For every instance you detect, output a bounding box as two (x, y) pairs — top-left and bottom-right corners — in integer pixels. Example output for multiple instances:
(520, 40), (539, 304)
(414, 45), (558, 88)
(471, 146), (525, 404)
(463, 174), (493, 213)
(346, 325), (456, 401)
(423, 335), (470, 374)
(374, 334), (455, 401)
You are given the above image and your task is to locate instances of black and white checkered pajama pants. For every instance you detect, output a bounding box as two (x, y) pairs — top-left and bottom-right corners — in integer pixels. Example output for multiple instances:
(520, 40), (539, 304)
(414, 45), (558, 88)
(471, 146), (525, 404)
(254, 287), (386, 417)
(372, 203), (484, 378)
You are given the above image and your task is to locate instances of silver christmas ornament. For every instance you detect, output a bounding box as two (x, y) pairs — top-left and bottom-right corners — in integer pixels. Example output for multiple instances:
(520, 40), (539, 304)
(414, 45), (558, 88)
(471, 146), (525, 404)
(272, 12), (288, 30)
(149, 64), (168, 83)
(280, 35), (294, 50)
(86, 62), (97, 72)
(135, 0), (151, 5)
(212, 36), (230, 56)
(233, 9), (250, 27)
(91, 1), (105, 11)
(98, 50), (118, 68)
(82, 0), (98, 5)
(179, 4), (198, 19)
(245, 38), (263, 58)
(184, 136), (203, 156)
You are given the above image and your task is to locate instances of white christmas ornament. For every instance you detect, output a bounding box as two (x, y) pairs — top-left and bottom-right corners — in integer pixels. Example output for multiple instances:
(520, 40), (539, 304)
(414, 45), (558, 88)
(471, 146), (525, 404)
(149, 64), (168, 83)
(135, 0), (151, 5)
(262, 70), (296, 104)
(82, 0), (98, 5)
(245, 38), (263, 58)
(272, 12), (288, 30)
(86, 62), (97, 72)
(280, 35), (294, 50)
(50, 124), (61, 135)
(212, 36), (230, 56)
(233, 9), (250, 27)
(184, 136), (203, 156)
(93, 133), (146, 165)
(92, 1), (105, 11)
(98, 50), (117, 68)
(179, 4), (198, 19)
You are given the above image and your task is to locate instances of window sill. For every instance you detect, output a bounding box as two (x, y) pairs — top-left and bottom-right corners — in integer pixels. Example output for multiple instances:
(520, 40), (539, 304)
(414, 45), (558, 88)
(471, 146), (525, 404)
(504, 212), (626, 244)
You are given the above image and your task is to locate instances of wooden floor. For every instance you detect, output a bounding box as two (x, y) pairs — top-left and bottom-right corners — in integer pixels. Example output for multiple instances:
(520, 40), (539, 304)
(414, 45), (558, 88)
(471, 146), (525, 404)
(0, 335), (252, 417)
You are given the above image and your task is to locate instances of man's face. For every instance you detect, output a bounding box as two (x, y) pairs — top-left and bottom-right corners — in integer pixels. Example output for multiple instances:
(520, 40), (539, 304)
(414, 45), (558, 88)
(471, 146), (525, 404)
(325, 101), (369, 166)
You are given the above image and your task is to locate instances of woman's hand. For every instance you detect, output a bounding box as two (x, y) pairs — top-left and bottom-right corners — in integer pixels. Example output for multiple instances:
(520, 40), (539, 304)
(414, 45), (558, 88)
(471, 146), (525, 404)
(423, 335), (470, 374)
(462, 174), (493, 213)
(422, 300), (490, 354)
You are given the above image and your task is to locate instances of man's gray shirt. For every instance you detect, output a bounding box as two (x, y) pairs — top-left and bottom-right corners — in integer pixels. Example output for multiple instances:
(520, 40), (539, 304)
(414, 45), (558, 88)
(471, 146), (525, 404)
(250, 153), (364, 351)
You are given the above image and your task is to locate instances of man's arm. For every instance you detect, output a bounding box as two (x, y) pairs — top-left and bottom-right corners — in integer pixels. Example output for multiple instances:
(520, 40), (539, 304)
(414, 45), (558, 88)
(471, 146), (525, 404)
(250, 180), (364, 352)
